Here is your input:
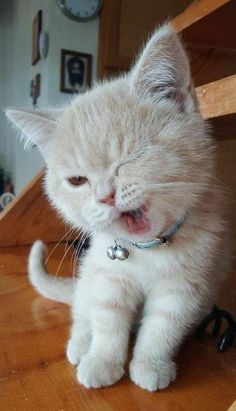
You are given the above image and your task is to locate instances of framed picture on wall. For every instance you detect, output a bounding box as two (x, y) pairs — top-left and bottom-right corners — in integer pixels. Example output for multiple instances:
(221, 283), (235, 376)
(60, 49), (92, 94)
(32, 10), (42, 65)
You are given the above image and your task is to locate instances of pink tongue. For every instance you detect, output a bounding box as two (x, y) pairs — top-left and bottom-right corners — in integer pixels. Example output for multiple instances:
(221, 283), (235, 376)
(123, 213), (150, 234)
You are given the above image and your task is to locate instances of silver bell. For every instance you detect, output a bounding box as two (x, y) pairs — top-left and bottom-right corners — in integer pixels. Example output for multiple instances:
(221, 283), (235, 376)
(115, 245), (129, 260)
(106, 244), (129, 261)
(107, 246), (116, 260)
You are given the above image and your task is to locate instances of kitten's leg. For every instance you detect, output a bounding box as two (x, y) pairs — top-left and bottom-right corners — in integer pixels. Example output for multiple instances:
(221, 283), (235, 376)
(66, 315), (91, 365)
(76, 275), (139, 389)
(130, 283), (207, 392)
(66, 279), (92, 364)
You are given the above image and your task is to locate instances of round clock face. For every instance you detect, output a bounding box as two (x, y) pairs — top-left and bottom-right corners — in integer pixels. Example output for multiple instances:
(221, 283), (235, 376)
(57, 0), (103, 22)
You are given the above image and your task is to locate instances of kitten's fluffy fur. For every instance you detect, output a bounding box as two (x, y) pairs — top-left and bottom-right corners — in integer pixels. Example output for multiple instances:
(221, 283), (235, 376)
(6, 25), (228, 391)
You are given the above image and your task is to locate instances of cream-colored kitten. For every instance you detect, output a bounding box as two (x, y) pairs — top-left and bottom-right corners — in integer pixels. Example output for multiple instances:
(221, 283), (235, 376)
(6, 25), (228, 391)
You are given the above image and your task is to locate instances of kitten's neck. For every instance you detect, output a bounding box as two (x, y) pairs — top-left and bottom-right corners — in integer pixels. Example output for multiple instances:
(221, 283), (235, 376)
(107, 213), (188, 261)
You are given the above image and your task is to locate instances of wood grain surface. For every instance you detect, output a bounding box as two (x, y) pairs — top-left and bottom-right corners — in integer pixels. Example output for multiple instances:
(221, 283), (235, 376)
(196, 74), (236, 119)
(0, 171), (80, 247)
(188, 46), (236, 88)
(0, 245), (235, 411)
(180, 0), (236, 50)
(172, 0), (230, 33)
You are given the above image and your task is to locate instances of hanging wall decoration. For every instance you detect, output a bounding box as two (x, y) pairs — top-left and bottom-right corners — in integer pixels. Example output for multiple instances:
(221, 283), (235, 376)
(60, 49), (92, 94)
(32, 10), (42, 65)
(30, 73), (41, 107)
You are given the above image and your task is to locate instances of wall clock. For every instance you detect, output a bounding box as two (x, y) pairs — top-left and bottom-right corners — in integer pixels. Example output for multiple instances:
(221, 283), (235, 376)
(56, 0), (103, 22)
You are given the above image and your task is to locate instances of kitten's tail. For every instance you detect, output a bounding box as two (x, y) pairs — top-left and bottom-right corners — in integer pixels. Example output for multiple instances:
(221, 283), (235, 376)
(28, 240), (74, 305)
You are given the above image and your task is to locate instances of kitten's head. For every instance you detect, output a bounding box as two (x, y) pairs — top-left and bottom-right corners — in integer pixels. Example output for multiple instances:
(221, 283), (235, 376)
(6, 25), (213, 240)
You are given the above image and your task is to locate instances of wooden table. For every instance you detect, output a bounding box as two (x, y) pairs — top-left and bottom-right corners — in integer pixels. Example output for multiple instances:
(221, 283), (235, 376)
(0, 245), (235, 410)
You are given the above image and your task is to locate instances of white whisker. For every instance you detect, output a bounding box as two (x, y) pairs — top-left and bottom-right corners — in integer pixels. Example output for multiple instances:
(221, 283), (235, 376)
(70, 230), (87, 272)
(55, 232), (83, 279)
(45, 225), (76, 266)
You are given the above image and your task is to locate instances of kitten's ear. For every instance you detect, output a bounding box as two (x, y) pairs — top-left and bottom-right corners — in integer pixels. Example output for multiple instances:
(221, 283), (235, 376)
(130, 24), (197, 112)
(5, 108), (62, 158)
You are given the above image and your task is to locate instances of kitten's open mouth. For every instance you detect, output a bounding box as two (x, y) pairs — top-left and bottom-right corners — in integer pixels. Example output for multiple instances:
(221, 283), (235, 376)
(120, 206), (151, 234)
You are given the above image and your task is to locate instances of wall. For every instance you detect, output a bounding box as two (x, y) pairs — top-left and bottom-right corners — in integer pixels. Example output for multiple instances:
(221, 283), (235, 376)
(0, 0), (99, 194)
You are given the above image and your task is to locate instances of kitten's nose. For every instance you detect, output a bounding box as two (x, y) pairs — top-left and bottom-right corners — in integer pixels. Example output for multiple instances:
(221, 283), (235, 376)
(100, 191), (116, 207)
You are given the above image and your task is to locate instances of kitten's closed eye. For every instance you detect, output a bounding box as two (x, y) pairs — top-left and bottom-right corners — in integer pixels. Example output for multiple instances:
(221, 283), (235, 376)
(68, 176), (88, 187)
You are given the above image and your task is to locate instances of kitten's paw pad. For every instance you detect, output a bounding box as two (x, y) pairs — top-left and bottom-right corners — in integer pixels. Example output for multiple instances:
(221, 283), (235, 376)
(129, 359), (176, 392)
(66, 338), (89, 365)
(77, 354), (125, 388)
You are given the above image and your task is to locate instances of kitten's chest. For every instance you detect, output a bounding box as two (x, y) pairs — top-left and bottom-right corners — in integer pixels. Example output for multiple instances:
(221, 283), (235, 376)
(88, 235), (175, 291)
(126, 246), (174, 290)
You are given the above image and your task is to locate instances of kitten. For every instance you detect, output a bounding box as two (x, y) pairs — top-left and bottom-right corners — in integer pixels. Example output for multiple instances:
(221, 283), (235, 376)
(6, 24), (228, 392)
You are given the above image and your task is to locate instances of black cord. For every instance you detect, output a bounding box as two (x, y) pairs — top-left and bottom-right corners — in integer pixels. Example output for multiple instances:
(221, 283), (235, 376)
(195, 305), (235, 352)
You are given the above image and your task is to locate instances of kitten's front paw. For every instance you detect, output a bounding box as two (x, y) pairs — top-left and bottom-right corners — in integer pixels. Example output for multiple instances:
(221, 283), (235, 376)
(66, 337), (89, 365)
(129, 359), (176, 392)
(77, 354), (125, 388)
